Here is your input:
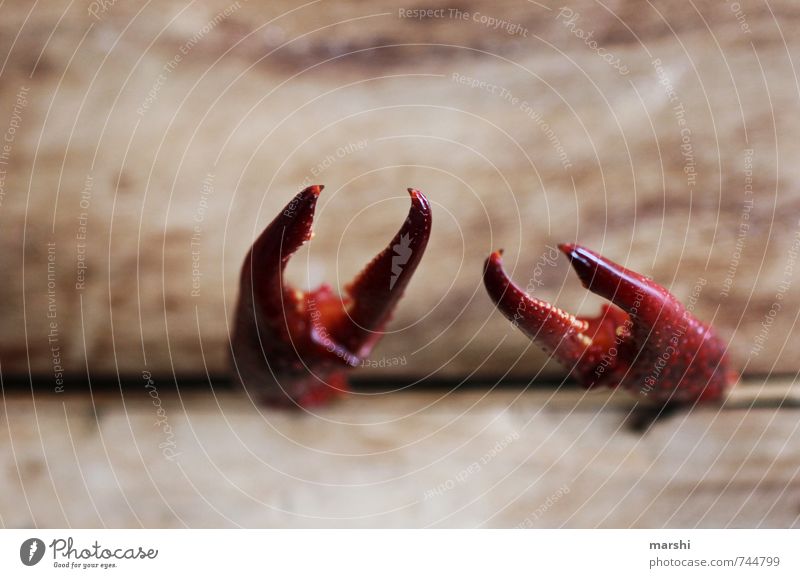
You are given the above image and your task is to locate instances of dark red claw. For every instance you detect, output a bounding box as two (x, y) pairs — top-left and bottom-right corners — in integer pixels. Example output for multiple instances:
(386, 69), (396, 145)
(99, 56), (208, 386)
(558, 243), (676, 331)
(232, 185), (431, 408)
(332, 188), (432, 357)
(484, 244), (734, 405)
(249, 184), (322, 323)
(483, 251), (592, 365)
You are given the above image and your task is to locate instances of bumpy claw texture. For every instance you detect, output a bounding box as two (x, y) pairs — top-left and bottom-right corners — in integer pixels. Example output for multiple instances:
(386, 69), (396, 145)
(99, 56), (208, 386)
(232, 185), (432, 408)
(483, 244), (733, 405)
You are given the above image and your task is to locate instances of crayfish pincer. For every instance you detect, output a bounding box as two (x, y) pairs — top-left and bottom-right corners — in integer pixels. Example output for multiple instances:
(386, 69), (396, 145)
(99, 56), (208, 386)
(483, 244), (734, 406)
(232, 185), (432, 408)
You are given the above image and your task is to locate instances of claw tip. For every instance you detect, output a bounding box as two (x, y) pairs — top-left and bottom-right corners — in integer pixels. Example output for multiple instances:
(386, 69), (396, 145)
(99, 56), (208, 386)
(559, 243), (595, 277)
(486, 249), (504, 265)
(305, 184), (324, 196)
(407, 187), (427, 205)
(406, 188), (432, 217)
(558, 243), (576, 255)
(485, 250), (504, 275)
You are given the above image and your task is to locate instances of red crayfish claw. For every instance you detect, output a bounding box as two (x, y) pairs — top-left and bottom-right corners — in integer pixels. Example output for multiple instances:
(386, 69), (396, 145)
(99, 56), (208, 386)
(483, 244), (734, 406)
(232, 185), (432, 408)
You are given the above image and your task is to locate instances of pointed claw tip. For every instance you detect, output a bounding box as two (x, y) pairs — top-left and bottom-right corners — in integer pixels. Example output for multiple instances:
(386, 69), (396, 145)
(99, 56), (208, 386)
(484, 250), (504, 271)
(483, 250), (511, 309)
(483, 251), (508, 291)
(559, 243), (591, 265)
(406, 187), (430, 211)
(558, 243), (577, 256)
(304, 184), (324, 196)
(559, 243), (596, 279)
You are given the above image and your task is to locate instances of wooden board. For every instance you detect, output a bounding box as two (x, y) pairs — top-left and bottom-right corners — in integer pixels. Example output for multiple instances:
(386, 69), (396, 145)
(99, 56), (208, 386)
(2, 380), (798, 528)
(2, 0), (800, 380)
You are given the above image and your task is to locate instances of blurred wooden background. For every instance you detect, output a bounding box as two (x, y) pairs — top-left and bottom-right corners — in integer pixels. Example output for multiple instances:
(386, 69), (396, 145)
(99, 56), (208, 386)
(1, 0), (799, 383)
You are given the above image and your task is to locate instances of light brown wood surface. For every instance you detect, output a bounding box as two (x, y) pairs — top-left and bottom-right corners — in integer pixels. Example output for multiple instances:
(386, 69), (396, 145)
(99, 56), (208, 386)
(2, 380), (797, 528)
(1, 0), (800, 381)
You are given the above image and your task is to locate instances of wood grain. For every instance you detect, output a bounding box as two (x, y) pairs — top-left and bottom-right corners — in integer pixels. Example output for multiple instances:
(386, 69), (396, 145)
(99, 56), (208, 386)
(1, 380), (798, 528)
(0, 0), (799, 381)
